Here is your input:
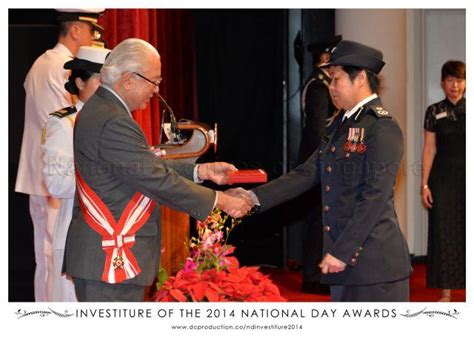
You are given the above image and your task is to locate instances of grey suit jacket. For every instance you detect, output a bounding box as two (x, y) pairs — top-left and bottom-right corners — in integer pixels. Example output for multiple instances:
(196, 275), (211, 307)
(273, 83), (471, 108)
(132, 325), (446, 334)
(64, 86), (215, 286)
(253, 98), (411, 286)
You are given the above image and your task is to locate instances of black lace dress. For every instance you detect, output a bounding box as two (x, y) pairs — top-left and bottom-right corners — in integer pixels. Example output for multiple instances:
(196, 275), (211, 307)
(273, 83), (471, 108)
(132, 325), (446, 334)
(424, 97), (466, 289)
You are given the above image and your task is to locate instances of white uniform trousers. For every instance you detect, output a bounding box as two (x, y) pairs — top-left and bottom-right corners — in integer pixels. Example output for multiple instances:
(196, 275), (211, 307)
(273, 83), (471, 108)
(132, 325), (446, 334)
(29, 195), (60, 302)
(51, 197), (77, 301)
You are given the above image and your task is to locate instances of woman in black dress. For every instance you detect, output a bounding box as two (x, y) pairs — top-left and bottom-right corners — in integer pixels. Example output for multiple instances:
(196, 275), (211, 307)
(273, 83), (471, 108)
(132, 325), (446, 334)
(421, 60), (466, 302)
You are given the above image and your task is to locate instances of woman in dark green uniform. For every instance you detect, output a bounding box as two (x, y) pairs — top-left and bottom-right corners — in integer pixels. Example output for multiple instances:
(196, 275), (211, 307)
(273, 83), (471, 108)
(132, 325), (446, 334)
(421, 60), (466, 302)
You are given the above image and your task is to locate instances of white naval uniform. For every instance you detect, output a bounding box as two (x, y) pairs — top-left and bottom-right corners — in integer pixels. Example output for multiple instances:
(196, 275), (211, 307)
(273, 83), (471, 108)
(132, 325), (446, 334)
(15, 43), (74, 301)
(41, 102), (83, 302)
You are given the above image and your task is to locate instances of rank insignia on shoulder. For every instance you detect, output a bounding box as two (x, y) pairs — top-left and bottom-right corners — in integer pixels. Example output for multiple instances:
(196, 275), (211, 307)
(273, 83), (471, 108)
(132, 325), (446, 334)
(49, 106), (77, 118)
(371, 106), (391, 118)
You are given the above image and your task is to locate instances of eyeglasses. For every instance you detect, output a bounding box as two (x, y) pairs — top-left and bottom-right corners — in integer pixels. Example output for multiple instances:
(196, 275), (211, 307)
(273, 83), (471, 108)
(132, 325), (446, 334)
(133, 72), (162, 87)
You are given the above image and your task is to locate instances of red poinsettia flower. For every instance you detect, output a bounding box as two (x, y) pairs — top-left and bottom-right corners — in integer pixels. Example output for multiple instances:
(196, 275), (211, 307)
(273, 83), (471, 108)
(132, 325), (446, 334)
(153, 209), (286, 302)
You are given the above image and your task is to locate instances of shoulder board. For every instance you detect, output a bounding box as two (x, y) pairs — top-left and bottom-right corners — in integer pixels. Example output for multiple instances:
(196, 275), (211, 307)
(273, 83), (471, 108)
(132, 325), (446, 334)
(367, 105), (392, 119)
(49, 106), (77, 119)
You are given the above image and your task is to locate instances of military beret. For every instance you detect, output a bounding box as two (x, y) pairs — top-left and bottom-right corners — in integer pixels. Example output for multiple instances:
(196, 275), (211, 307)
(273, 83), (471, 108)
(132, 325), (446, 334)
(64, 46), (110, 73)
(321, 40), (385, 74)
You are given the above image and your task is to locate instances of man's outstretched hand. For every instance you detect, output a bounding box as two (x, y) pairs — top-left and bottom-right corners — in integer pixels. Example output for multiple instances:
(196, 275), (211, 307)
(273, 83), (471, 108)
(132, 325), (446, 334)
(198, 162), (237, 185)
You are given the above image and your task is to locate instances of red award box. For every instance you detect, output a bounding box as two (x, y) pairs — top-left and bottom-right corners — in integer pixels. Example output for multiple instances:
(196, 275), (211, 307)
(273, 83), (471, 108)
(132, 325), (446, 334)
(227, 169), (268, 184)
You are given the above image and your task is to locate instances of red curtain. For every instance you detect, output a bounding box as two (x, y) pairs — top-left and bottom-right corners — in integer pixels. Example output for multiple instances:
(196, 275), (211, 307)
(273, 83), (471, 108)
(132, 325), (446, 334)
(98, 9), (198, 146)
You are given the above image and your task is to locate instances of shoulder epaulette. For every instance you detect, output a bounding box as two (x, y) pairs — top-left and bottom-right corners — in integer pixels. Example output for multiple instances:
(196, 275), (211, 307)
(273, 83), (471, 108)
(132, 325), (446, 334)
(367, 105), (392, 119)
(49, 106), (77, 119)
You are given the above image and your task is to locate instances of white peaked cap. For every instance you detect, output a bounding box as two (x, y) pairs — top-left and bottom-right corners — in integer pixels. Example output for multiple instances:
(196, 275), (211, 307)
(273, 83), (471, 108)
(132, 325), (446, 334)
(55, 8), (105, 14)
(76, 46), (111, 64)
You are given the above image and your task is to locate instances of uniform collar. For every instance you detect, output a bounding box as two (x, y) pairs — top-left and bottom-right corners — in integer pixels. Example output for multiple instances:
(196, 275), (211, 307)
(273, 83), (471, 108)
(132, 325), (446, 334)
(55, 43), (74, 58)
(444, 96), (465, 108)
(75, 100), (85, 112)
(343, 93), (378, 120)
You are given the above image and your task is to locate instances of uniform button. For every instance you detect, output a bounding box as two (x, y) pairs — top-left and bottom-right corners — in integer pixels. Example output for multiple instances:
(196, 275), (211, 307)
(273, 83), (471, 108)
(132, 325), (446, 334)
(323, 205), (330, 213)
(350, 258), (357, 264)
(354, 252), (360, 257)
(326, 166), (332, 173)
(323, 225), (331, 232)
(325, 185), (331, 192)
(345, 153), (350, 158)
(358, 246), (364, 251)
(331, 146), (336, 153)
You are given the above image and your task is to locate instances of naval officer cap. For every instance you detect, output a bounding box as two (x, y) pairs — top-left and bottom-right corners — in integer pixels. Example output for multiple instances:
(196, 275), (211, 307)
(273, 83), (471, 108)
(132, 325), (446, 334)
(64, 46), (111, 73)
(321, 40), (385, 74)
(55, 8), (105, 36)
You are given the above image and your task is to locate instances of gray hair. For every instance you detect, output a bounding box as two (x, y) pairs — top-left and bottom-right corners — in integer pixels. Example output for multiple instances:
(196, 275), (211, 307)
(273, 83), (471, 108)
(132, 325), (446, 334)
(101, 38), (160, 86)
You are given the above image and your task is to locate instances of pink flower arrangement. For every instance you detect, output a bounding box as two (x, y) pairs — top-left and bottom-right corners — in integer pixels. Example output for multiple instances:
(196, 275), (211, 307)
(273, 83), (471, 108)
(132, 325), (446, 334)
(153, 209), (286, 302)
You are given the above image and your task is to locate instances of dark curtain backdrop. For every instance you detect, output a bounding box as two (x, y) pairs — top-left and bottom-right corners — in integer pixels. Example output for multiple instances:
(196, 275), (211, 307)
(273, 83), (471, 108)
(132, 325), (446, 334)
(192, 9), (286, 267)
(99, 9), (198, 145)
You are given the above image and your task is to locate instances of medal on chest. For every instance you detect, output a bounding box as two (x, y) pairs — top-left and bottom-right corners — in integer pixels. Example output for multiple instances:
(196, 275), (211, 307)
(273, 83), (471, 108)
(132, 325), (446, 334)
(356, 128), (367, 154)
(343, 128), (367, 154)
(343, 128), (352, 152)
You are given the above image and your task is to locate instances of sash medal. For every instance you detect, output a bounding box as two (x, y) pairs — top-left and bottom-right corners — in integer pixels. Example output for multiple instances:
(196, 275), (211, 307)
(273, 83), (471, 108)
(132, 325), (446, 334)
(75, 164), (156, 284)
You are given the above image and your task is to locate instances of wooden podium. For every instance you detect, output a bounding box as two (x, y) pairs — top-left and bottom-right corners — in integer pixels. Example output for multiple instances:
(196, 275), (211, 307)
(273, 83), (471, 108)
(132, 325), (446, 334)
(158, 119), (217, 274)
(160, 206), (190, 275)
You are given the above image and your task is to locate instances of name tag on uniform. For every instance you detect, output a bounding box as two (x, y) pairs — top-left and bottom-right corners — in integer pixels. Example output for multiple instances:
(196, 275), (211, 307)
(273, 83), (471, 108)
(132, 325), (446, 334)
(435, 111), (448, 120)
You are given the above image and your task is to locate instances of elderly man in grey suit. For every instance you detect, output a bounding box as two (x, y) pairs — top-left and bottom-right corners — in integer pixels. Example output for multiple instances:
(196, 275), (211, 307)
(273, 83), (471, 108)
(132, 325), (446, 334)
(64, 38), (253, 301)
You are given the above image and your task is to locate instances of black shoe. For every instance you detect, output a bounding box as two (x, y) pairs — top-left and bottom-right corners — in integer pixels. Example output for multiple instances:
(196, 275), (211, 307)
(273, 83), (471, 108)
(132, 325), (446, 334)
(302, 281), (331, 295)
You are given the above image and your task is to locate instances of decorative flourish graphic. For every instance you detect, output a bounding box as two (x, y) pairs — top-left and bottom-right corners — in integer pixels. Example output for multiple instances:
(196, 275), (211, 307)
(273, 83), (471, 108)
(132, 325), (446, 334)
(15, 308), (74, 319)
(399, 308), (460, 319)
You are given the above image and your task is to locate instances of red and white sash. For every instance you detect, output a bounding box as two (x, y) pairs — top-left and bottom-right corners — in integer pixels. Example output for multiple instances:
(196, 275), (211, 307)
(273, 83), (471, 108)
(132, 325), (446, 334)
(75, 164), (156, 284)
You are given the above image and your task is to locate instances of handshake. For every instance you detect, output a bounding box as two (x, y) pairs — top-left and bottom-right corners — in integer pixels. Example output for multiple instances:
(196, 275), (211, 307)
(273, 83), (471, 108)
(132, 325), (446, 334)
(197, 162), (259, 218)
(217, 187), (257, 218)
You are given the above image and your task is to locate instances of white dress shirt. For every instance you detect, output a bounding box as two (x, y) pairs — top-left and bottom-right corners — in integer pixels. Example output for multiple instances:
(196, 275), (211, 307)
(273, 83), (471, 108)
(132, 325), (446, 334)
(342, 93), (378, 121)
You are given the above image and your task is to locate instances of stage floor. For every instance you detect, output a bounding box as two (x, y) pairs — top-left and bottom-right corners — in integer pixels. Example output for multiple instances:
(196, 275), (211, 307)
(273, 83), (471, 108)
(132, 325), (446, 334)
(265, 263), (466, 302)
